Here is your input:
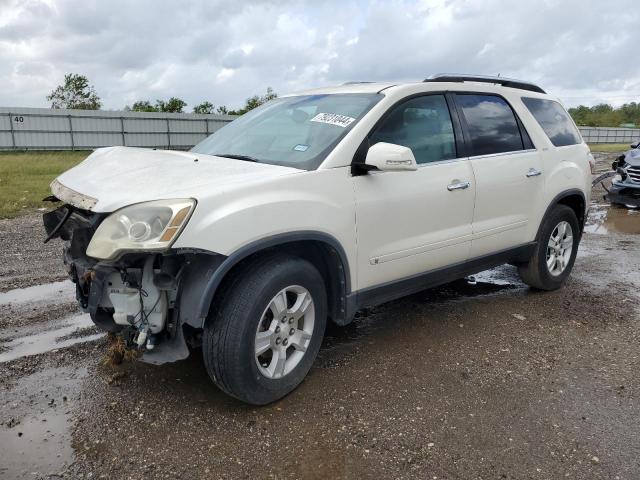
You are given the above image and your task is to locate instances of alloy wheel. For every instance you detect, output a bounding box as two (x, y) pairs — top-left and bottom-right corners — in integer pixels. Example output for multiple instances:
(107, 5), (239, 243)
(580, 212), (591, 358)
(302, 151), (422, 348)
(546, 220), (574, 276)
(254, 285), (315, 379)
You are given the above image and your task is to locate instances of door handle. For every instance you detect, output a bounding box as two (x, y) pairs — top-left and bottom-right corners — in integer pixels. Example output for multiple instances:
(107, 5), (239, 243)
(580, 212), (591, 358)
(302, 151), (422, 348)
(447, 181), (470, 191)
(526, 168), (542, 178)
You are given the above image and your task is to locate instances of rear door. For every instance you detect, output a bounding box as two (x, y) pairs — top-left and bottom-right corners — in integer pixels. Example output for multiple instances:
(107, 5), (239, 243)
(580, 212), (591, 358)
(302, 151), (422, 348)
(353, 94), (475, 291)
(453, 93), (544, 257)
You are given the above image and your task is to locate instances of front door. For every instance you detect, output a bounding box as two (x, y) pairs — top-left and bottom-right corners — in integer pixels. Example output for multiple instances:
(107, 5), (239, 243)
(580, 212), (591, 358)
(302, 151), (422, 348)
(353, 94), (476, 291)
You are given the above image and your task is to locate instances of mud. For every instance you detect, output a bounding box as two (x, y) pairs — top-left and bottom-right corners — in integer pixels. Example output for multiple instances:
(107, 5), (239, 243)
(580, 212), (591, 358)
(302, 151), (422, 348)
(0, 366), (87, 478)
(0, 153), (639, 479)
(0, 214), (67, 292)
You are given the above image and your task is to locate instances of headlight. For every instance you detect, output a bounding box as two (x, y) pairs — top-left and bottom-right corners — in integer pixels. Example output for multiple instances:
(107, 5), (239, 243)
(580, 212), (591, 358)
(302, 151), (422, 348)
(86, 199), (195, 260)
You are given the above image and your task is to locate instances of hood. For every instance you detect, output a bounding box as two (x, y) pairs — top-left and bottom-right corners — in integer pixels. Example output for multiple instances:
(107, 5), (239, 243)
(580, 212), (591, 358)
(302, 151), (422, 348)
(53, 147), (302, 212)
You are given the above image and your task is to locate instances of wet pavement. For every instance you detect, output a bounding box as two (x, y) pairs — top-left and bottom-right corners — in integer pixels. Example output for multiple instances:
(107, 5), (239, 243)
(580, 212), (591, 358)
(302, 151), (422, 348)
(0, 281), (75, 308)
(0, 313), (101, 363)
(0, 153), (639, 479)
(0, 366), (87, 478)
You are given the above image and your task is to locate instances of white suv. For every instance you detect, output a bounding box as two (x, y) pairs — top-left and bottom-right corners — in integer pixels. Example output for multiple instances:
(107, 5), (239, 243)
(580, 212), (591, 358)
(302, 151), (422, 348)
(44, 74), (593, 404)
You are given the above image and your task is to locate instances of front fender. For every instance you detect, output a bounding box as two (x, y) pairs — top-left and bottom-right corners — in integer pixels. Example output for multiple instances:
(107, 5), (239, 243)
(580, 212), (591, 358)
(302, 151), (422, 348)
(190, 231), (352, 327)
(173, 167), (357, 289)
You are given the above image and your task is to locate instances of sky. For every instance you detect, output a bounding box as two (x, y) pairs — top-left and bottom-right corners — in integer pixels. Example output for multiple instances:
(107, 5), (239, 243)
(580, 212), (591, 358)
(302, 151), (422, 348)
(0, 0), (639, 111)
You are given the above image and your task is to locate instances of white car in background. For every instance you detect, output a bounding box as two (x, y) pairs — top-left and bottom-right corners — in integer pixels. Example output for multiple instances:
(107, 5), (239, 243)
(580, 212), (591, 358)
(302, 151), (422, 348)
(44, 74), (593, 404)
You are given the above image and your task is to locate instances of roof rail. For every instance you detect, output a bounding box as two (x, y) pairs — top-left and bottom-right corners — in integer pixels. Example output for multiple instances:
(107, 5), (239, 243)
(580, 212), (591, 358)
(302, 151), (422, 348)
(424, 74), (546, 94)
(342, 81), (375, 85)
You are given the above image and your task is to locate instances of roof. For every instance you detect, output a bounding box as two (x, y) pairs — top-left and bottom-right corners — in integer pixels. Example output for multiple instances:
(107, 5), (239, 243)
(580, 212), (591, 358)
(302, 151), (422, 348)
(425, 74), (545, 94)
(284, 82), (397, 96)
(286, 76), (548, 97)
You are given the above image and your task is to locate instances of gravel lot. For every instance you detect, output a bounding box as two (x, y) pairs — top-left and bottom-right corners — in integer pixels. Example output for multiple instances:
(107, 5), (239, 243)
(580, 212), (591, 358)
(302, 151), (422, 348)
(0, 153), (639, 479)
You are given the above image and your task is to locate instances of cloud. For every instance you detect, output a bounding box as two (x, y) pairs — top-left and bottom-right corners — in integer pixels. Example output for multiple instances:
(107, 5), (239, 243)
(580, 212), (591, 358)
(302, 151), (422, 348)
(0, 0), (638, 110)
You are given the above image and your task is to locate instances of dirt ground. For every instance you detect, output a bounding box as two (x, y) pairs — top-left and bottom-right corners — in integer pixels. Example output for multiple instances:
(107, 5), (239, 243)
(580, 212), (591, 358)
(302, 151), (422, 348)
(0, 153), (639, 479)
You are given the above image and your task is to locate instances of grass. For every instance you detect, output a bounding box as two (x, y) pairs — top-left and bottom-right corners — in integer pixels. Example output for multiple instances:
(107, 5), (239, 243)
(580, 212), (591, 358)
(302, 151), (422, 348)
(0, 150), (90, 219)
(587, 143), (631, 153)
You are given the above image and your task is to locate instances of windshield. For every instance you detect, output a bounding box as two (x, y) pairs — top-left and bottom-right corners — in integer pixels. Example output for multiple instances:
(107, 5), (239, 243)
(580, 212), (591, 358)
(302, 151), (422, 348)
(191, 93), (382, 170)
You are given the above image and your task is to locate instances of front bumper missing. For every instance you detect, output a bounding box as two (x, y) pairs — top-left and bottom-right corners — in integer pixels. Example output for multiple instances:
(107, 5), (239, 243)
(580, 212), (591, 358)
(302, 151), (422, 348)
(607, 181), (640, 208)
(43, 204), (224, 364)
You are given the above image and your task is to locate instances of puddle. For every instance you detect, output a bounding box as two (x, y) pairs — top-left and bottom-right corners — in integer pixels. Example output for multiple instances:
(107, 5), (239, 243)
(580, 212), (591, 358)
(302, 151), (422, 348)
(413, 265), (522, 304)
(585, 203), (640, 235)
(0, 281), (75, 307)
(322, 265), (522, 351)
(0, 366), (88, 478)
(0, 314), (103, 363)
(471, 268), (518, 286)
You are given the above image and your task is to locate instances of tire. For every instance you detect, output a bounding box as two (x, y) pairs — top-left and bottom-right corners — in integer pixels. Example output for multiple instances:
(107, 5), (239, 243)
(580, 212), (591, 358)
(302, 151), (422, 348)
(203, 254), (327, 405)
(518, 204), (580, 291)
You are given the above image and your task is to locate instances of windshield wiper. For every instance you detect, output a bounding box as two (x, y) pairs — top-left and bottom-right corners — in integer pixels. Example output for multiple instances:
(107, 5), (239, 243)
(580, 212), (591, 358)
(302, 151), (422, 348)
(214, 153), (259, 162)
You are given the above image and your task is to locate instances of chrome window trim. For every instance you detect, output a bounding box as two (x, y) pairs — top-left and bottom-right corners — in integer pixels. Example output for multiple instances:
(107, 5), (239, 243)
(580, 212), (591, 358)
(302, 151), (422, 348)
(467, 148), (538, 161)
(416, 157), (466, 168)
(417, 148), (539, 168)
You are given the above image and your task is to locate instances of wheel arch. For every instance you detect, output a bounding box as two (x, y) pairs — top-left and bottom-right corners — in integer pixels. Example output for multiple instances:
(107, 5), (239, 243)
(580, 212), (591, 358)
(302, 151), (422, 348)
(536, 189), (587, 241)
(196, 232), (352, 328)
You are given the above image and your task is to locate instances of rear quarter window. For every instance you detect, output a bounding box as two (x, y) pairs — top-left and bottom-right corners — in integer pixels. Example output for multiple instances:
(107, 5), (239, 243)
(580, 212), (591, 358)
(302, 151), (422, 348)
(521, 97), (582, 147)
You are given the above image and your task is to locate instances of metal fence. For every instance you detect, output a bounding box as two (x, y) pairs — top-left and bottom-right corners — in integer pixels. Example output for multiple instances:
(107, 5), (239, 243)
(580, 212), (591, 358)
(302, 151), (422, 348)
(578, 126), (640, 144)
(0, 107), (236, 151)
(1, 106), (639, 150)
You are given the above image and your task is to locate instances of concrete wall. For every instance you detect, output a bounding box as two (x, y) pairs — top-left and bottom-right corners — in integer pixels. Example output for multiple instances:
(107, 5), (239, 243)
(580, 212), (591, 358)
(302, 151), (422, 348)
(0, 107), (236, 151)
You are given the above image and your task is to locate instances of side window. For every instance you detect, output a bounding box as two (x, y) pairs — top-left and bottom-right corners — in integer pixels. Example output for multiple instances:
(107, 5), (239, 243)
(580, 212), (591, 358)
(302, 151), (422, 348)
(456, 94), (524, 156)
(369, 95), (456, 164)
(521, 97), (582, 147)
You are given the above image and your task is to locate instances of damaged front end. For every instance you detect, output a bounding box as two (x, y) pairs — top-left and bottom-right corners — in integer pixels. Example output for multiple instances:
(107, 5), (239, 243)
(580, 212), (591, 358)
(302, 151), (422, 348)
(608, 148), (640, 209)
(43, 204), (224, 364)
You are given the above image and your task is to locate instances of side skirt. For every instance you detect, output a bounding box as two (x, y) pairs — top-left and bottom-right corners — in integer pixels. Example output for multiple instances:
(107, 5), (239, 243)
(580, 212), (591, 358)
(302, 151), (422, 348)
(346, 242), (536, 316)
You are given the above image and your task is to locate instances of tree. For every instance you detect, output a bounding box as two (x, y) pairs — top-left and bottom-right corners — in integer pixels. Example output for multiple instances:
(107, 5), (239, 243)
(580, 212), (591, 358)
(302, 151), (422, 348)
(193, 101), (215, 114)
(129, 100), (158, 112)
(232, 87), (278, 115)
(155, 97), (187, 113)
(47, 73), (101, 110)
(126, 88), (278, 116)
(568, 102), (638, 127)
(127, 97), (188, 113)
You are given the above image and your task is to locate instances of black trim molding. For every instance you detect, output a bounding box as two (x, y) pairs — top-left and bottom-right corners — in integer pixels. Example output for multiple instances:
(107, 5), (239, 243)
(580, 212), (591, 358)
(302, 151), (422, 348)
(196, 231), (351, 325)
(536, 189), (587, 238)
(346, 242), (536, 316)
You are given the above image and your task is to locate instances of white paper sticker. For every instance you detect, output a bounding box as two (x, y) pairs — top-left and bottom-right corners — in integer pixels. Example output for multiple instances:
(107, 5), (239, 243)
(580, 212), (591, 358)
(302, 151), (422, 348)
(310, 113), (356, 128)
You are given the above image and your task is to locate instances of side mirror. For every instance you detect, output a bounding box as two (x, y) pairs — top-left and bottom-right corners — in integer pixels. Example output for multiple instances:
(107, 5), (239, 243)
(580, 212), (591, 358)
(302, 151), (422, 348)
(631, 142), (639, 149)
(365, 142), (418, 172)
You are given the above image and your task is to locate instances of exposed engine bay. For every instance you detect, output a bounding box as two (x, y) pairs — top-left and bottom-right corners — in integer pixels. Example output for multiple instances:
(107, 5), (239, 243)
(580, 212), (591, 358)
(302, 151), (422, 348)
(42, 204), (224, 364)
(101, 257), (174, 348)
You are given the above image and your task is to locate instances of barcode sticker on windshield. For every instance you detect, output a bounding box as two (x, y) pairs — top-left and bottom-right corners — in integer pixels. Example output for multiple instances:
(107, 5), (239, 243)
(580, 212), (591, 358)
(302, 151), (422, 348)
(310, 113), (355, 128)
